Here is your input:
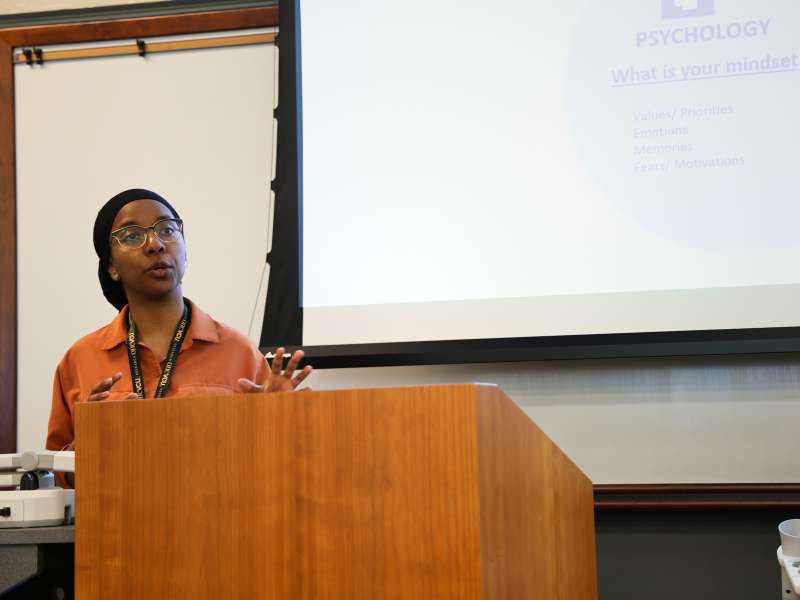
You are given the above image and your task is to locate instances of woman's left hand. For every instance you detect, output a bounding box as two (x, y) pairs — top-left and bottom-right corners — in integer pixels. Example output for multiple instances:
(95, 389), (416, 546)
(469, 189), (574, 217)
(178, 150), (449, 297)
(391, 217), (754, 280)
(239, 347), (313, 393)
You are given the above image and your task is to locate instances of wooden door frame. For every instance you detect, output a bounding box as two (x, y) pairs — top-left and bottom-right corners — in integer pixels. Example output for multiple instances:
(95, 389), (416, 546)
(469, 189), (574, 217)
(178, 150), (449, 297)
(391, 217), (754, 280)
(0, 5), (278, 453)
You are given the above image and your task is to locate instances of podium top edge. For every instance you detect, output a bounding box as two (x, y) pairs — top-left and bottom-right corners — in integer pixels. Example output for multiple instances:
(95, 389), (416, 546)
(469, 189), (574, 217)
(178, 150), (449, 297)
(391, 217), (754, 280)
(73, 383), (504, 412)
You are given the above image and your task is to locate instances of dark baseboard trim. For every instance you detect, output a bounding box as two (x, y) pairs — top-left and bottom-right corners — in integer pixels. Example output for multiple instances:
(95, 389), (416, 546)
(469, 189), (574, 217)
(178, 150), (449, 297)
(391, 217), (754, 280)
(594, 483), (800, 510)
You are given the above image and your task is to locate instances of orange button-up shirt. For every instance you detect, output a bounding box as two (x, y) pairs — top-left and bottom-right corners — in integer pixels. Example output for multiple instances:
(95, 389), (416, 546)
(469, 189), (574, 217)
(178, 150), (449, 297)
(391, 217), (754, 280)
(46, 299), (270, 457)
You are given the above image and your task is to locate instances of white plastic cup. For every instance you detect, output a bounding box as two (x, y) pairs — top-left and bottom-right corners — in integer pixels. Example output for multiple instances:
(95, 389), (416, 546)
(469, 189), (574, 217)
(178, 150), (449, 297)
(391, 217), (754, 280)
(779, 519), (800, 556)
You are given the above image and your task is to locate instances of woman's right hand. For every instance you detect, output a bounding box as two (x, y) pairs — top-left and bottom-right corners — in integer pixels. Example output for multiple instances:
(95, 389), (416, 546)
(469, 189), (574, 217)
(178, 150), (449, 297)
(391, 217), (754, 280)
(87, 372), (137, 402)
(65, 372), (137, 453)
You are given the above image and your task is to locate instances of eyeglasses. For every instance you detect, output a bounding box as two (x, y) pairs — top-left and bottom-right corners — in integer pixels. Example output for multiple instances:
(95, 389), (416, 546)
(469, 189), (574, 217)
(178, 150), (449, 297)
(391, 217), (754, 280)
(110, 218), (184, 249)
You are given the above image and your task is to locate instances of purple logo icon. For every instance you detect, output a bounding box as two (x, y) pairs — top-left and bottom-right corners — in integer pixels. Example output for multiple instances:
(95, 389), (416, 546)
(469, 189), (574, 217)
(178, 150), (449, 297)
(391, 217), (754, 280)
(662, 0), (715, 19)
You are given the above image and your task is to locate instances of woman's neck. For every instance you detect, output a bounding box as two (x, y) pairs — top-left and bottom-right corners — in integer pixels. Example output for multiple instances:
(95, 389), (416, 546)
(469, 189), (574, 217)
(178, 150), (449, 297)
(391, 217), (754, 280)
(127, 290), (185, 342)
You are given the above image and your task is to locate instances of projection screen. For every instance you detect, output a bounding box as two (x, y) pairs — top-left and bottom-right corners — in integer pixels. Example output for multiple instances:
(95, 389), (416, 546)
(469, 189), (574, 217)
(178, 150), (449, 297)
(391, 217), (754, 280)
(281, 0), (800, 364)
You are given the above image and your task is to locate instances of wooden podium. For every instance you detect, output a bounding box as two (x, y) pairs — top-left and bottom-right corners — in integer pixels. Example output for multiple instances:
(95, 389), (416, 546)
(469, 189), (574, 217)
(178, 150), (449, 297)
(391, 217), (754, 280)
(74, 384), (597, 599)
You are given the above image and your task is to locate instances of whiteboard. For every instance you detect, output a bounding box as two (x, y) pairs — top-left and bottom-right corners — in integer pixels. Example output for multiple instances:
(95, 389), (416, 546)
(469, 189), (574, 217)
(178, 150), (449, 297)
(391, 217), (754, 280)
(15, 32), (277, 451)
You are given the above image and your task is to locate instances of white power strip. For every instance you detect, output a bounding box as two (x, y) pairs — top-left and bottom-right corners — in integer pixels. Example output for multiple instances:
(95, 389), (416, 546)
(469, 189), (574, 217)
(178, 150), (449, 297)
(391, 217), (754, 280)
(0, 489), (74, 528)
(778, 547), (800, 599)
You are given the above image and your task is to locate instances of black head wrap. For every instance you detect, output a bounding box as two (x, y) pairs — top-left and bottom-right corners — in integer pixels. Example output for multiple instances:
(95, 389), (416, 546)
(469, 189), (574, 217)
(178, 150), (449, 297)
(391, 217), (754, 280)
(93, 188), (180, 310)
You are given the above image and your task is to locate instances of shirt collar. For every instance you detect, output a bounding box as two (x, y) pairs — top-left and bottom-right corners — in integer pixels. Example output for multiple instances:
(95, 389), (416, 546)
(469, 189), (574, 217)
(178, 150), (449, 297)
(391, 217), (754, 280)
(100, 298), (220, 350)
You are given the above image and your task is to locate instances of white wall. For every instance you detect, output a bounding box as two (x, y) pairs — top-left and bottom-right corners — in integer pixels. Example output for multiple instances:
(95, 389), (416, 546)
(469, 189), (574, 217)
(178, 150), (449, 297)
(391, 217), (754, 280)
(312, 355), (800, 484)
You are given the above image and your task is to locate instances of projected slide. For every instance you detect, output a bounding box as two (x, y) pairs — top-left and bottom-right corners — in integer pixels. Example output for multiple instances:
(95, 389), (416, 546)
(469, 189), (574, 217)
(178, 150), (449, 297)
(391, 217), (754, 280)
(300, 0), (800, 345)
(567, 0), (798, 250)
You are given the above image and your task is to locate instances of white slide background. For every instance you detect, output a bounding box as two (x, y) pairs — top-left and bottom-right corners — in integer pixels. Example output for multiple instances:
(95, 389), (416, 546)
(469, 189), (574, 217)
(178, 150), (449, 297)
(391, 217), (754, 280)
(300, 0), (800, 345)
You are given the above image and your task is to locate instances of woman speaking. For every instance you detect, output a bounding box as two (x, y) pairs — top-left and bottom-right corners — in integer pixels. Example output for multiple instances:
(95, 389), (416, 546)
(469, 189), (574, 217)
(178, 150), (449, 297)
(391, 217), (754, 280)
(46, 188), (312, 462)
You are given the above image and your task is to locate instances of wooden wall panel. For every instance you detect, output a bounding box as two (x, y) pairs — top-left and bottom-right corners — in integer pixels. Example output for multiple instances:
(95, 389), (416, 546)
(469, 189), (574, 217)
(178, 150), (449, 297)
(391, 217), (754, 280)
(0, 6), (277, 46)
(0, 38), (16, 453)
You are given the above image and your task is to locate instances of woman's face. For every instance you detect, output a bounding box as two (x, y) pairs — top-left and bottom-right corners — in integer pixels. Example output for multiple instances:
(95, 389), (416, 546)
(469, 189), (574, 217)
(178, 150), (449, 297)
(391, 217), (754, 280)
(107, 199), (187, 302)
